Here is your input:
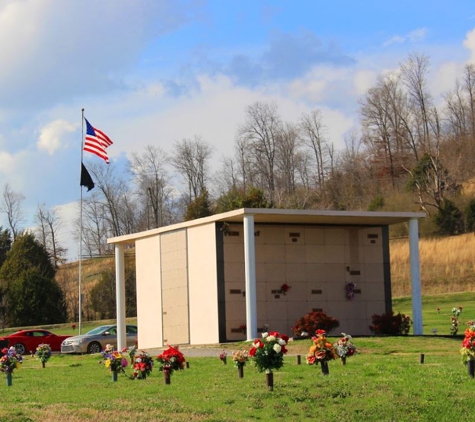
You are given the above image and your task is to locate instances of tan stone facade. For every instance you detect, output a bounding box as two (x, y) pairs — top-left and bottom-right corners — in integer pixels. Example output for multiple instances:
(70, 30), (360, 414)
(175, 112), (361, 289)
(223, 223), (388, 340)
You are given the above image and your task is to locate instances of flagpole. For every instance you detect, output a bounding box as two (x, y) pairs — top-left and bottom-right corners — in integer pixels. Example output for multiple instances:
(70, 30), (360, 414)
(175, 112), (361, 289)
(78, 108), (85, 335)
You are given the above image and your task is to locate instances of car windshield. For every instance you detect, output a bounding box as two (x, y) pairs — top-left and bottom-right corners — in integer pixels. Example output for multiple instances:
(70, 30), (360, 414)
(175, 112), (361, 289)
(85, 326), (113, 335)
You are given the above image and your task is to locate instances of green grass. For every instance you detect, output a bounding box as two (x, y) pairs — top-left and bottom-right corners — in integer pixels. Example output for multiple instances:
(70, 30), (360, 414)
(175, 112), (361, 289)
(393, 291), (475, 335)
(1, 292), (475, 421)
(0, 336), (472, 421)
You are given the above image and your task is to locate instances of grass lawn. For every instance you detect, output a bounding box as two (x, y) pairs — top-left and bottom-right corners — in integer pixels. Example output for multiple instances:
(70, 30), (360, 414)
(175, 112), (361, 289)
(1, 292), (475, 421)
(393, 291), (475, 335)
(0, 335), (473, 422)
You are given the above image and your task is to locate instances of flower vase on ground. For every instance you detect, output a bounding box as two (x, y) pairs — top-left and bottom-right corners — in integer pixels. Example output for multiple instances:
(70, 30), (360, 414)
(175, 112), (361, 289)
(334, 333), (356, 366)
(35, 344), (52, 369)
(249, 331), (289, 392)
(468, 359), (475, 378)
(266, 371), (274, 391)
(1, 347), (22, 387)
(232, 350), (248, 379)
(238, 364), (244, 379)
(156, 345), (186, 385)
(163, 367), (171, 384)
(461, 325), (475, 377)
(100, 345), (129, 381)
(306, 330), (337, 376)
(133, 351), (154, 380)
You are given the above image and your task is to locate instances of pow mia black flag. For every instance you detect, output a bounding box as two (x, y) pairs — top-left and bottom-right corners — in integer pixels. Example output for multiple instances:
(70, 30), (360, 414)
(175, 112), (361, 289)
(80, 163), (95, 192)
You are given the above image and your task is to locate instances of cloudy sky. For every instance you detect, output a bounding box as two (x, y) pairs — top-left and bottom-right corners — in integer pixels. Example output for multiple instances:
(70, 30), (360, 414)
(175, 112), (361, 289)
(1, 0), (475, 261)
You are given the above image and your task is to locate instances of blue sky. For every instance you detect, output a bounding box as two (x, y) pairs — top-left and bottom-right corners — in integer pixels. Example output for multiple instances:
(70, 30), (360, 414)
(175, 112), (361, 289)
(0, 0), (475, 260)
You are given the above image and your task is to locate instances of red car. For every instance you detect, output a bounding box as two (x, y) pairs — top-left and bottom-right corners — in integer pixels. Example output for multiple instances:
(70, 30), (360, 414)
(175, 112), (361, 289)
(0, 329), (72, 355)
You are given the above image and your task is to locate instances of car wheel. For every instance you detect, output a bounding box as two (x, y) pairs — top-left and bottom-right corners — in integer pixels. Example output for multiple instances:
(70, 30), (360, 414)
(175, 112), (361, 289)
(87, 341), (102, 354)
(13, 343), (26, 355)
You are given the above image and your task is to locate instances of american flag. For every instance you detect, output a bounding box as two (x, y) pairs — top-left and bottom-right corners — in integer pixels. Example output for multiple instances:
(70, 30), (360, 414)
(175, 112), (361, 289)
(83, 118), (113, 164)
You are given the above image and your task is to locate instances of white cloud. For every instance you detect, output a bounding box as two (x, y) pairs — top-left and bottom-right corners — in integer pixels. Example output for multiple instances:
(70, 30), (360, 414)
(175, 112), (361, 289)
(84, 71), (357, 165)
(0, 150), (30, 178)
(0, 0), (196, 108)
(464, 27), (475, 62)
(37, 120), (77, 155)
(55, 201), (79, 262)
(430, 61), (463, 101)
(353, 70), (378, 96)
(384, 28), (427, 47)
(286, 66), (355, 105)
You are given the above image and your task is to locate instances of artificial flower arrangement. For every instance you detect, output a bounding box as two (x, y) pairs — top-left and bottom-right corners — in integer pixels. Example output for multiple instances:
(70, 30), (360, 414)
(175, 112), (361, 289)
(0, 346), (22, 374)
(100, 344), (129, 374)
(333, 333), (356, 363)
(451, 307), (463, 335)
(219, 350), (227, 364)
(133, 350), (154, 379)
(156, 345), (186, 375)
(35, 343), (52, 364)
(345, 282), (356, 300)
(461, 324), (475, 364)
(306, 329), (337, 365)
(279, 284), (291, 295)
(232, 350), (249, 368)
(249, 331), (289, 373)
(124, 344), (137, 363)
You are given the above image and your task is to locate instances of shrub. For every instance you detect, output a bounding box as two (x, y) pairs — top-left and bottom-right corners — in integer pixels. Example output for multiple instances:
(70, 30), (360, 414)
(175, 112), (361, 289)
(434, 199), (463, 235)
(292, 311), (340, 337)
(369, 311), (412, 335)
(465, 199), (475, 232)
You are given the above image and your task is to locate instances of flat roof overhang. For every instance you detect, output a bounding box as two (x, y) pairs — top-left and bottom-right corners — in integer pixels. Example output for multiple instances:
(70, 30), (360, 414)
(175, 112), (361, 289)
(108, 208), (426, 245)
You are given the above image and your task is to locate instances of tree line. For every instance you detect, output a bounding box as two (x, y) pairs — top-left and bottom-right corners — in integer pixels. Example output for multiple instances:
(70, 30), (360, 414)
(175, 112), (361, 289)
(2, 51), (475, 326)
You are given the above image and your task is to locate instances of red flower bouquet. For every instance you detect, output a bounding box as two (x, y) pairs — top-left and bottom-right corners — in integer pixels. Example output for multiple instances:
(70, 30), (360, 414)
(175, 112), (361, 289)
(156, 345), (186, 375)
(133, 351), (154, 379)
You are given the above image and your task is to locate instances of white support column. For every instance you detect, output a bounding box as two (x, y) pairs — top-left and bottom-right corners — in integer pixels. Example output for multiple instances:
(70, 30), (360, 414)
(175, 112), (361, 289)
(115, 243), (127, 349)
(243, 214), (257, 341)
(409, 218), (423, 335)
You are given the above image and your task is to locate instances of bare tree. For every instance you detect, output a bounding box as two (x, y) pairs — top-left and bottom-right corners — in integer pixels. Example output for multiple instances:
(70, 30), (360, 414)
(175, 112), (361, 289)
(130, 145), (174, 229)
(463, 63), (475, 140)
(76, 162), (138, 257)
(275, 122), (302, 197)
(78, 191), (110, 257)
(34, 203), (67, 268)
(87, 162), (137, 238)
(171, 136), (212, 203)
(1, 183), (25, 241)
(400, 53), (435, 155)
(300, 109), (331, 193)
(237, 102), (283, 205)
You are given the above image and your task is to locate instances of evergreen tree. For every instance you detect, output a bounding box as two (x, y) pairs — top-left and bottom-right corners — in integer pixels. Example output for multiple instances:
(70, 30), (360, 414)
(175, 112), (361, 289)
(215, 187), (270, 213)
(184, 188), (213, 221)
(0, 226), (12, 268)
(89, 265), (137, 319)
(0, 233), (67, 326)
